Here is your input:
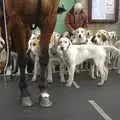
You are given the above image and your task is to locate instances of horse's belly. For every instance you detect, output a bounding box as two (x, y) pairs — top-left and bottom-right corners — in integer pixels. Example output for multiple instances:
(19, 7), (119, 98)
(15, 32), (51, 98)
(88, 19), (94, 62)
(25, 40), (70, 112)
(10, 0), (39, 15)
(25, 0), (39, 14)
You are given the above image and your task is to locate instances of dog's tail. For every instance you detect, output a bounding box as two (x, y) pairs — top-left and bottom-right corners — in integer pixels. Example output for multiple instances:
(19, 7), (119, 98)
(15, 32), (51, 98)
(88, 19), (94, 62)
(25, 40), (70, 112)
(103, 45), (120, 68)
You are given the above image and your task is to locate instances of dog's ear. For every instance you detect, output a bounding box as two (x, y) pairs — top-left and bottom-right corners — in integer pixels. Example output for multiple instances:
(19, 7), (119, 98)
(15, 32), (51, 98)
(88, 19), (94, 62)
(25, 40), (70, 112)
(86, 31), (91, 37)
(36, 34), (40, 40)
(59, 34), (64, 39)
(91, 36), (97, 43)
(101, 33), (107, 42)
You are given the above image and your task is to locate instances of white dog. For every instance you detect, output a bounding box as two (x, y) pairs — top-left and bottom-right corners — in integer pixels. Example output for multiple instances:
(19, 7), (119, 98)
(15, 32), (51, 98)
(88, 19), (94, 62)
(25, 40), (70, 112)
(72, 27), (87, 44)
(0, 36), (7, 73)
(27, 32), (66, 83)
(92, 29), (110, 45)
(56, 37), (110, 88)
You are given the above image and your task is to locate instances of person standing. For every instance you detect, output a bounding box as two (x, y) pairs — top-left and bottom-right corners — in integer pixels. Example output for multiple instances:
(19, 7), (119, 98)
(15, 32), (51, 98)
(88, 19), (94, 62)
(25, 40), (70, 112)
(65, 2), (88, 33)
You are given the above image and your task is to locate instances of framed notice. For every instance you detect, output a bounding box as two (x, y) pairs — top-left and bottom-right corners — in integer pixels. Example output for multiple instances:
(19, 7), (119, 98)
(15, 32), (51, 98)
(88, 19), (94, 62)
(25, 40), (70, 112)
(88, 0), (119, 23)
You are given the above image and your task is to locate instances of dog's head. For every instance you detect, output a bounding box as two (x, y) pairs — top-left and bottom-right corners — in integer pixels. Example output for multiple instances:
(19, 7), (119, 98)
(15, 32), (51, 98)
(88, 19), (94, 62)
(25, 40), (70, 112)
(85, 30), (94, 44)
(62, 31), (71, 38)
(93, 30), (109, 45)
(54, 32), (61, 41)
(49, 32), (60, 47)
(27, 34), (40, 55)
(57, 37), (72, 51)
(49, 32), (61, 56)
(72, 27), (87, 44)
(108, 31), (117, 41)
(0, 36), (5, 51)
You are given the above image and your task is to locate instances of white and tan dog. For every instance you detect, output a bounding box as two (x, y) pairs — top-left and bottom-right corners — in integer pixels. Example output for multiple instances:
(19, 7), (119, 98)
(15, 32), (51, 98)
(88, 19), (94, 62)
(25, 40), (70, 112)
(108, 31), (118, 45)
(72, 28), (87, 44)
(56, 37), (109, 88)
(27, 32), (66, 83)
(92, 29), (109, 45)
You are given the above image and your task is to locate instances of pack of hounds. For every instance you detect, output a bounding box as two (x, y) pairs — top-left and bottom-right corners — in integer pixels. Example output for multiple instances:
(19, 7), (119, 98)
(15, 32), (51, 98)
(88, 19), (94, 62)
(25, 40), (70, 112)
(0, 28), (120, 88)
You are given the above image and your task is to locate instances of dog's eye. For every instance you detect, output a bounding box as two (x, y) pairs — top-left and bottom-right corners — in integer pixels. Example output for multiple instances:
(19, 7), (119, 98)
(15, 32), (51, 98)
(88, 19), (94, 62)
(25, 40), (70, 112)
(0, 41), (4, 45)
(33, 43), (36, 46)
(65, 41), (67, 43)
(97, 35), (100, 38)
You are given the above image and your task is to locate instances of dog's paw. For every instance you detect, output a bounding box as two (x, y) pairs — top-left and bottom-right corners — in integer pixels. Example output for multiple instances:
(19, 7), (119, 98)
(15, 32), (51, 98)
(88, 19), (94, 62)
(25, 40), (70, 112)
(47, 79), (53, 83)
(60, 79), (66, 83)
(32, 77), (37, 82)
(97, 82), (104, 86)
(65, 82), (72, 87)
(117, 69), (120, 74)
(6, 70), (12, 76)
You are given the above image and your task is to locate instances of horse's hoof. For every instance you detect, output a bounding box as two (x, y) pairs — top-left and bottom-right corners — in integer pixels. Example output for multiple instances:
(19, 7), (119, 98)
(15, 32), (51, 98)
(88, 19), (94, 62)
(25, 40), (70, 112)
(39, 93), (52, 107)
(20, 96), (32, 107)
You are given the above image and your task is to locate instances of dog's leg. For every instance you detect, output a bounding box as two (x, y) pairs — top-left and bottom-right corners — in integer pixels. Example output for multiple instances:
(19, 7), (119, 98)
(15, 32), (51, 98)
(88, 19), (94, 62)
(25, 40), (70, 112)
(104, 66), (108, 81)
(66, 65), (79, 88)
(72, 81), (80, 88)
(32, 55), (39, 82)
(59, 63), (65, 83)
(11, 52), (18, 74)
(117, 69), (120, 74)
(75, 65), (80, 74)
(5, 64), (12, 76)
(47, 59), (53, 83)
(90, 64), (96, 80)
(97, 64), (106, 86)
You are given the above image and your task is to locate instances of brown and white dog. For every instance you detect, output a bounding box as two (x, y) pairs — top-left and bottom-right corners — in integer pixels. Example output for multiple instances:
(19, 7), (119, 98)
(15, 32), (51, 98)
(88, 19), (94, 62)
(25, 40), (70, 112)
(92, 29), (109, 45)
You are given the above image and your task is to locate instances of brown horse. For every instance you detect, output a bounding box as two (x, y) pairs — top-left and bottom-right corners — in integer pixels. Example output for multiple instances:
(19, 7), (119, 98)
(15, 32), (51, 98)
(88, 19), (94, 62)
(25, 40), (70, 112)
(1, 0), (65, 107)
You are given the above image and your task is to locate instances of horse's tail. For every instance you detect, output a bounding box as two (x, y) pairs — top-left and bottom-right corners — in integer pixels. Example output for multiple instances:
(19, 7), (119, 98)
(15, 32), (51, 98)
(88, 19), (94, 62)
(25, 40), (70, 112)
(57, 6), (66, 14)
(104, 45), (120, 68)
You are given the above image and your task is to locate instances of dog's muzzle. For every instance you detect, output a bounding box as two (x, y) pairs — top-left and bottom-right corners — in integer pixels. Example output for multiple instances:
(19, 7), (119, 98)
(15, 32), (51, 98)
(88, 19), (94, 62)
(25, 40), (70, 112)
(50, 47), (57, 56)
(60, 46), (64, 51)
(26, 49), (31, 56)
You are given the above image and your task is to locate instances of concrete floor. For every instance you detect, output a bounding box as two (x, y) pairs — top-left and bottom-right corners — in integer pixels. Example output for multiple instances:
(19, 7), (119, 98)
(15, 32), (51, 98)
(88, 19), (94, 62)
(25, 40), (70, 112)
(0, 71), (120, 120)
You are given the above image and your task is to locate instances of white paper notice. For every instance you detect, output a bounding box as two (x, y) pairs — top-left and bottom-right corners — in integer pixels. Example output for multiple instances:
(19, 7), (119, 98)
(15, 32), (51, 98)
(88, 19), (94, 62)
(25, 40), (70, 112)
(91, 0), (115, 20)
(92, 0), (107, 19)
(106, 0), (114, 14)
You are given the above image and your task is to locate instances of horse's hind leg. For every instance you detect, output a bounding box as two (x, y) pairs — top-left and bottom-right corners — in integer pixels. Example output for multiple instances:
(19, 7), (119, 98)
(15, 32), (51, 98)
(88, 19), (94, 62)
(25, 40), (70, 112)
(10, 15), (32, 107)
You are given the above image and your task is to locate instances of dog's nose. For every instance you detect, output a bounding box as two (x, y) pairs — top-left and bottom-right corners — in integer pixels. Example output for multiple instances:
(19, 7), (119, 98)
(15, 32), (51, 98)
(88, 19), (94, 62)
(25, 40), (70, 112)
(61, 46), (64, 50)
(79, 34), (81, 38)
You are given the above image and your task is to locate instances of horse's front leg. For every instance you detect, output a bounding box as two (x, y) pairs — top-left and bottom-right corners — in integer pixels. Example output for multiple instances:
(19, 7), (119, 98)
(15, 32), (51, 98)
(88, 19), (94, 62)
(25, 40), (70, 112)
(18, 50), (32, 107)
(10, 15), (32, 107)
(38, 16), (57, 107)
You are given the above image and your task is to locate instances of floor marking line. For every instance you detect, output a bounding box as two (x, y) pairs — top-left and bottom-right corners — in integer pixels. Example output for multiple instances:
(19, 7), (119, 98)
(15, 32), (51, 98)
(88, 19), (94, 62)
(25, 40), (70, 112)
(88, 100), (112, 120)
